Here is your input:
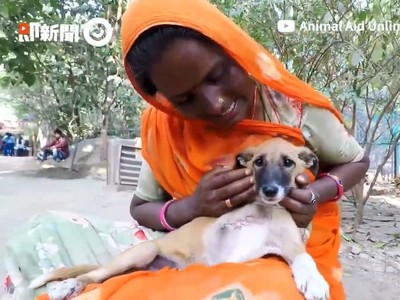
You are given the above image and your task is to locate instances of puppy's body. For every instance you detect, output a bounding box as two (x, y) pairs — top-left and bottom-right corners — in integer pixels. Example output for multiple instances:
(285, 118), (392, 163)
(30, 138), (330, 300)
(207, 203), (305, 265)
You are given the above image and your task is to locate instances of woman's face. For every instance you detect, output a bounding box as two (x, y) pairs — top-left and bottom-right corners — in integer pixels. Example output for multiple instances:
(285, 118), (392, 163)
(149, 39), (256, 127)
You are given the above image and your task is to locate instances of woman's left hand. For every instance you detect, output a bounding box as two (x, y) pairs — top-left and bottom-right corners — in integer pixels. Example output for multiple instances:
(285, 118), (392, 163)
(280, 174), (319, 228)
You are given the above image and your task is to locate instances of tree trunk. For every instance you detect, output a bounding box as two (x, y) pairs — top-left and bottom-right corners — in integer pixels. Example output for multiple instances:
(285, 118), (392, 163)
(38, 124), (51, 148)
(344, 103), (368, 240)
(352, 131), (400, 240)
(351, 180), (365, 240)
(100, 111), (109, 161)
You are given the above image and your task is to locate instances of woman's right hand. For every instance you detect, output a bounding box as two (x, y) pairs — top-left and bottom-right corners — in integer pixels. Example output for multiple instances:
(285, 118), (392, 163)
(188, 166), (256, 218)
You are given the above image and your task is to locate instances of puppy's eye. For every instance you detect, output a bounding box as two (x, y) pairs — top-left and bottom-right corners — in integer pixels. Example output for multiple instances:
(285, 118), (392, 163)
(254, 157), (263, 167)
(283, 158), (295, 168)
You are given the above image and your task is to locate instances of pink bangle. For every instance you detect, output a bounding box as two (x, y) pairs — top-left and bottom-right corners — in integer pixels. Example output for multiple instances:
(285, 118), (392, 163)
(160, 200), (177, 231)
(317, 173), (344, 201)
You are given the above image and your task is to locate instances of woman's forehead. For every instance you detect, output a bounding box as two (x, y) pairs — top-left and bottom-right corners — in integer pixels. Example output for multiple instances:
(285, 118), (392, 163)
(149, 39), (223, 98)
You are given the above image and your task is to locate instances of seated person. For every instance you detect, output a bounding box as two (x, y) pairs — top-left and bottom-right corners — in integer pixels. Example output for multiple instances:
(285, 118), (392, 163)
(37, 128), (69, 162)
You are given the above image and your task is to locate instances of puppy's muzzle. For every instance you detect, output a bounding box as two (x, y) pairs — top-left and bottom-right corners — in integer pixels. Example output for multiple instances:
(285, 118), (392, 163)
(259, 184), (286, 203)
(261, 184), (279, 198)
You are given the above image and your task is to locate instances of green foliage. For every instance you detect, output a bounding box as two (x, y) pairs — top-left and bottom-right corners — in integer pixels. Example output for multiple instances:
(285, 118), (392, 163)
(0, 0), (144, 140)
(0, 0), (399, 148)
(212, 0), (400, 147)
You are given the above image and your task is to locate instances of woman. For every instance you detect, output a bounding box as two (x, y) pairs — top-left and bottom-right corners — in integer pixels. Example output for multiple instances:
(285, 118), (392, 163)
(4, 1), (368, 300)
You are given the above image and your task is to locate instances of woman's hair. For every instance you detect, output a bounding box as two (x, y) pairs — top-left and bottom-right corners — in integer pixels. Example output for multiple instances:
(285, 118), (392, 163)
(126, 25), (219, 96)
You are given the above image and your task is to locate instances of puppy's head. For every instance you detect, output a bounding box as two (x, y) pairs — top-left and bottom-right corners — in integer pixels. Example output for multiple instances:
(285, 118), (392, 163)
(235, 138), (319, 205)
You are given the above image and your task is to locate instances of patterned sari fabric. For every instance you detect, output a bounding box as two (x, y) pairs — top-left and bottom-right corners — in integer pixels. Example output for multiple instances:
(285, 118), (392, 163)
(2, 212), (163, 299)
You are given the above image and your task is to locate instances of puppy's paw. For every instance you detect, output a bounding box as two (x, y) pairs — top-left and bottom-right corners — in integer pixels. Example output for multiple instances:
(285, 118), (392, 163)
(291, 253), (330, 300)
(48, 278), (84, 300)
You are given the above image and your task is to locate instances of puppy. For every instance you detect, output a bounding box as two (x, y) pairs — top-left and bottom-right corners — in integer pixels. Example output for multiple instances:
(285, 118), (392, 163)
(29, 138), (329, 300)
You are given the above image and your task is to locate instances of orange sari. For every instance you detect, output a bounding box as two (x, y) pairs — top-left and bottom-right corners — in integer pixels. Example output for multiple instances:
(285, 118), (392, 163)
(37, 0), (345, 299)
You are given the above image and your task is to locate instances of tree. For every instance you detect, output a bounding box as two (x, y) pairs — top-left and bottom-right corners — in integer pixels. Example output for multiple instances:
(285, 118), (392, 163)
(212, 0), (400, 238)
(0, 0), (145, 158)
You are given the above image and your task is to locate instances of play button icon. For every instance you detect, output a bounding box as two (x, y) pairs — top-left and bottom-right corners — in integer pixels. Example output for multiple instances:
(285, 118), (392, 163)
(18, 22), (30, 35)
(277, 20), (295, 33)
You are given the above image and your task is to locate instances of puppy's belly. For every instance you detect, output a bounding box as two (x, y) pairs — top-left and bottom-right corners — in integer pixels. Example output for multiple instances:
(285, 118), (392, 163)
(207, 222), (284, 264)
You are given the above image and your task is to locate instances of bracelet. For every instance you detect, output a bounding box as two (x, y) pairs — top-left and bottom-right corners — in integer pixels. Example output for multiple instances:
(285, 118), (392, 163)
(317, 173), (344, 201)
(160, 200), (177, 231)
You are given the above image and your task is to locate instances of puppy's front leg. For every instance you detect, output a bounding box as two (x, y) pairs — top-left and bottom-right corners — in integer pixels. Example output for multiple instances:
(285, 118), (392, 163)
(291, 253), (329, 300)
(280, 215), (329, 300)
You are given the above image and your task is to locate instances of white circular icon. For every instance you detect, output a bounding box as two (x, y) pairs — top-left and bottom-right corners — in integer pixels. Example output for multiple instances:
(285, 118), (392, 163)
(83, 18), (113, 47)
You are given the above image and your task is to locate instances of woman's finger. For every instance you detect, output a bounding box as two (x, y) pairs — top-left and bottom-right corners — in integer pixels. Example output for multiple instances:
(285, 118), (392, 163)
(295, 174), (310, 189)
(202, 165), (234, 187)
(217, 186), (257, 213)
(205, 164), (233, 176)
(208, 168), (251, 189)
(280, 197), (312, 214)
(228, 186), (257, 207)
(213, 175), (254, 201)
(290, 213), (312, 228)
(287, 188), (315, 204)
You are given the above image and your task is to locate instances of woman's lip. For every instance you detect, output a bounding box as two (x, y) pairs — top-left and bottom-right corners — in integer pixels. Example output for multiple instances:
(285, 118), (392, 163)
(217, 99), (239, 124)
(221, 100), (237, 116)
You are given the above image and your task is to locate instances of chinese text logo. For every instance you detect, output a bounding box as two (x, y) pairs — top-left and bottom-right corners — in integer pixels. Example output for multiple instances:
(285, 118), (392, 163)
(17, 18), (113, 47)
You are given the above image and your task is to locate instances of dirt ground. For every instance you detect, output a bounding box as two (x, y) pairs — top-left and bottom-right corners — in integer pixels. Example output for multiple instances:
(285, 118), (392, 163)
(0, 156), (399, 299)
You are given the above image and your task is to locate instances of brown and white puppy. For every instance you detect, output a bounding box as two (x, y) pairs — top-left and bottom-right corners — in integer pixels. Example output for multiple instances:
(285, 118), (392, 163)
(29, 138), (329, 300)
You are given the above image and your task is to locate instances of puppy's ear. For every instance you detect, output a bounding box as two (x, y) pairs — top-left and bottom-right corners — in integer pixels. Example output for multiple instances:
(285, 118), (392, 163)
(298, 148), (319, 176)
(235, 151), (254, 169)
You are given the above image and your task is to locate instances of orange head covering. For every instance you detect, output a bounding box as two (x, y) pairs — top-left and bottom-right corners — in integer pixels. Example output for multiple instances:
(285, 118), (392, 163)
(121, 0), (343, 199)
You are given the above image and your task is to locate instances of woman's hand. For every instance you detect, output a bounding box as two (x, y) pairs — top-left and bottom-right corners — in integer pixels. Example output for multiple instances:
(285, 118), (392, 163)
(188, 165), (256, 218)
(280, 174), (319, 228)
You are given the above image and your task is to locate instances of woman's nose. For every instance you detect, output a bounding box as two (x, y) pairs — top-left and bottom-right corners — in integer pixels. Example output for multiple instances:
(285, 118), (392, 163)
(195, 86), (223, 115)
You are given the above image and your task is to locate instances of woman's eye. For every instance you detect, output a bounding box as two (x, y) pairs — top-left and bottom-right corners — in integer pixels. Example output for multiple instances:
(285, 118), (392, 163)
(207, 72), (222, 84)
(206, 64), (226, 83)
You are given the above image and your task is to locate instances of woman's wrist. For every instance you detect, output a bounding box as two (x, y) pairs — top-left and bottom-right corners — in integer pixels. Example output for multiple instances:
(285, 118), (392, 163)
(317, 173), (344, 201)
(311, 154), (369, 203)
(160, 200), (177, 231)
(164, 195), (199, 229)
(309, 176), (340, 203)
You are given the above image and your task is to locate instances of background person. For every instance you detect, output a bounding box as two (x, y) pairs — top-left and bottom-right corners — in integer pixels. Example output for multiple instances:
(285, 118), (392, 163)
(37, 128), (69, 162)
(2, 132), (15, 156)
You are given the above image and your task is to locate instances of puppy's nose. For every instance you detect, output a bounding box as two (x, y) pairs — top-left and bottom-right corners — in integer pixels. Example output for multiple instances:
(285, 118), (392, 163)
(261, 185), (279, 197)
